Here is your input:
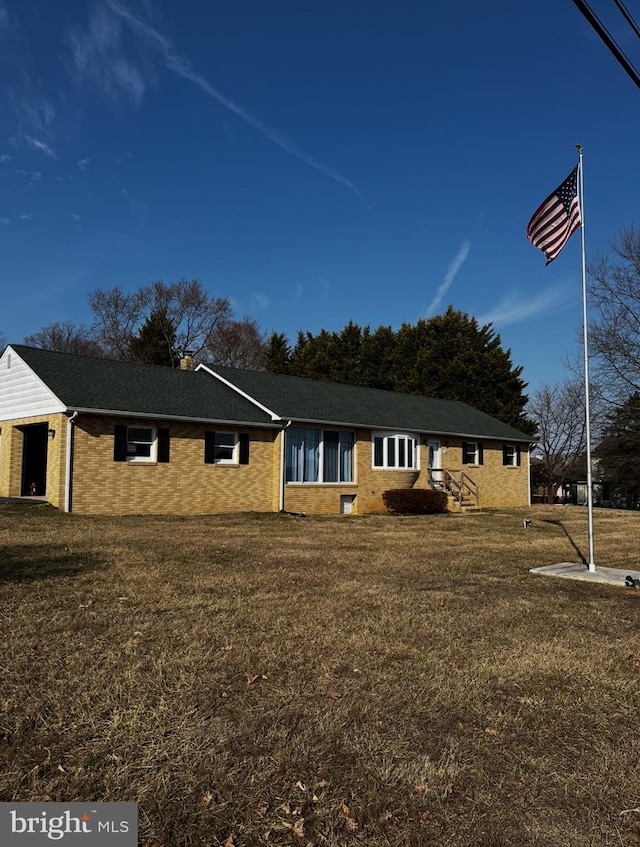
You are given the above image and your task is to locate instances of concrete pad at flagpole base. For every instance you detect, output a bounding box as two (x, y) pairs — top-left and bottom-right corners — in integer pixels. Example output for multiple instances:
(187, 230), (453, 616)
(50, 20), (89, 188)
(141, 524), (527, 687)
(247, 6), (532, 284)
(530, 562), (640, 588)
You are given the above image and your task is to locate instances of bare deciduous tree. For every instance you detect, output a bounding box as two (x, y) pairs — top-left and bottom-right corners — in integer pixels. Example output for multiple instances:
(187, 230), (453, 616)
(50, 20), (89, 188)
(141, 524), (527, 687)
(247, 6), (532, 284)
(528, 378), (601, 504)
(588, 226), (640, 401)
(204, 316), (269, 369)
(24, 322), (104, 356)
(88, 279), (234, 366)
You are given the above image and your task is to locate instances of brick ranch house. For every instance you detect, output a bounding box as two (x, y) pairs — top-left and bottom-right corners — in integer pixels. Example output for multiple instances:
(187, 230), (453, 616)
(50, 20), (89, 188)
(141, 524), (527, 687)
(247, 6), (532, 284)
(0, 344), (533, 515)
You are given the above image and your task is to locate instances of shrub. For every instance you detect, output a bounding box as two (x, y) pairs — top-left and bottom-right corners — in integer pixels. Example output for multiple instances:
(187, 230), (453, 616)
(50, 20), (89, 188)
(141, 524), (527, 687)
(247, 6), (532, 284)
(382, 488), (448, 515)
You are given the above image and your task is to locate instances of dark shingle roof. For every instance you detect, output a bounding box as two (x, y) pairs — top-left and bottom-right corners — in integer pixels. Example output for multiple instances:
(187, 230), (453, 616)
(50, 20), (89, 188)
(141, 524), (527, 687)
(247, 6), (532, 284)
(12, 346), (275, 426)
(207, 365), (533, 442)
(12, 345), (532, 441)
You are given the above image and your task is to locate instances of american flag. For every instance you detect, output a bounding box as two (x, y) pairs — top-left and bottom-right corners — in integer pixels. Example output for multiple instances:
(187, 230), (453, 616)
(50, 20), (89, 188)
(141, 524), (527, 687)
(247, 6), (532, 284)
(527, 165), (582, 264)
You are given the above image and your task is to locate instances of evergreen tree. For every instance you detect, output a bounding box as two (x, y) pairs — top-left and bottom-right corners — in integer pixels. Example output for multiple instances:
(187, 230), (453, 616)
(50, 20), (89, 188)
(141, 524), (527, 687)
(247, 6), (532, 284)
(597, 393), (640, 507)
(264, 332), (292, 374)
(128, 309), (178, 367)
(268, 307), (532, 430)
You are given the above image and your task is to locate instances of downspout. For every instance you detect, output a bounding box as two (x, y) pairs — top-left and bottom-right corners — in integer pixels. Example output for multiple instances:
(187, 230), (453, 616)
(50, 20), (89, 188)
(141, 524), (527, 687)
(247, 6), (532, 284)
(279, 420), (292, 512)
(64, 412), (78, 513)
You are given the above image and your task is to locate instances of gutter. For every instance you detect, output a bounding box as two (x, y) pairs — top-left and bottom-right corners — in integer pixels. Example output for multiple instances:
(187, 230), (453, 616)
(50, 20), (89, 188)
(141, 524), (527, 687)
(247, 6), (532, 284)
(64, 411), (78, 513)
(279, 420), (292, 512)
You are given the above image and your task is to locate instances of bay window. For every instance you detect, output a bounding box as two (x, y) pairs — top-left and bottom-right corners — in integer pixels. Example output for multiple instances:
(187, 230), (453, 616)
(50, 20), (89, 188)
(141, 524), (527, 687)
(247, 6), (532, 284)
(372, 432), (418, 470)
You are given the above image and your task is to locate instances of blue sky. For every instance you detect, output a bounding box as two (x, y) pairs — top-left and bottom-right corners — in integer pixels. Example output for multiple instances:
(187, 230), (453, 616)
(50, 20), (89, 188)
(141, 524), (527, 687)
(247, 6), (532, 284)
(1, 0), (639, 396)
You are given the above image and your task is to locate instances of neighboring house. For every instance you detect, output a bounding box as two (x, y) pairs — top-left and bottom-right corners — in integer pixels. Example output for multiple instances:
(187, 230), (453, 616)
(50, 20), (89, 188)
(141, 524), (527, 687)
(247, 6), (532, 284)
(0, 345), (533, 515)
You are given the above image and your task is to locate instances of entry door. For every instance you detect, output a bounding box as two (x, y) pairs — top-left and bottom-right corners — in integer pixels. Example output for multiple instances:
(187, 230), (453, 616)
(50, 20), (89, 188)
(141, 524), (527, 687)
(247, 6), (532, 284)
(20, 423), (48, 497)
(427, 440), (442, 485)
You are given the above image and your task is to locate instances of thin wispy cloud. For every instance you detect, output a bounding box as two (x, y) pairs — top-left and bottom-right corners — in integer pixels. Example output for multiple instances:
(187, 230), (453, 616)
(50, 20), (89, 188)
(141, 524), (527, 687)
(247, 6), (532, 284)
(104, 0), (367, 205)
(425, 240), (470, 316)
(16, 169), (42, 182)
(0, 218), (10, 226)
(77, 158), (90, 170)
(0, 154), (10, 163)
(0, 2), (8, 32)
(475, 284), (576, 328)
(66, 3), (149, 106)
(25, 136), (57, 158)
(251, 293), (270, 310)
(19, 213), (32, 221)
(72, 212), (81, 222)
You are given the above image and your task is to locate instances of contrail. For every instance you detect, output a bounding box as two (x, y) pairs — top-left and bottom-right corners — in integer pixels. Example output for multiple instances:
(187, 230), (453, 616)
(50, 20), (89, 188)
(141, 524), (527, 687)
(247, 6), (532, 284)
(425, 240), (470, 316)
(105, 0), (368, 206)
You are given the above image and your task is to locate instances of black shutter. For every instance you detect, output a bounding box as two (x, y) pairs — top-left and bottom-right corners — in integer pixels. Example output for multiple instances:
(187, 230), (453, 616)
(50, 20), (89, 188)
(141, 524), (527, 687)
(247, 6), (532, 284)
(478, 443), (484, 465)
(462, 442), (469, 464)
(503, 445), (508, 466)
(239, 433), (250, 465)
(516, 444), (521, 467)
(204, 431), (216, 464)
(157, 427), (170, 463)
(114, 425), (127, 462)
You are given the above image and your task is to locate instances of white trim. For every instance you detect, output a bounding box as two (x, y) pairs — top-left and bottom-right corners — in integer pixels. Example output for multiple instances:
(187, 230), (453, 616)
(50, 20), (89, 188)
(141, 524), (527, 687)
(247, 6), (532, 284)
(63, 407), (281, 428)
(372, 431), (420, 470)
(196, 364), (282, 421)
(278, 416), (530, 443)
(210, 431), (239, 464)
(125, 424), (157, 463)
(64, 411), (77, 513)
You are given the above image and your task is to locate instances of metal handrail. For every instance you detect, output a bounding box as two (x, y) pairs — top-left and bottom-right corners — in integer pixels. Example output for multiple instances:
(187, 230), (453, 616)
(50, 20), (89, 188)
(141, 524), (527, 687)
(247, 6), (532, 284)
(428, 467), (479, 511)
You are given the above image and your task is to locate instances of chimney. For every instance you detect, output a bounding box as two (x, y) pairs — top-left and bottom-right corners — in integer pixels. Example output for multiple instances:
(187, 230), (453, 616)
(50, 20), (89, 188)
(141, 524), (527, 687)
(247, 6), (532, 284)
(180, 351), (195, 371)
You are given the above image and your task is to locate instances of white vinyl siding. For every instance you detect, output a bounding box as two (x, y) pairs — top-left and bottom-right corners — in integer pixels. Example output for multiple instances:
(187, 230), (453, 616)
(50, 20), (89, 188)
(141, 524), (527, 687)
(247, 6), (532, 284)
(0, 347), (66, 419)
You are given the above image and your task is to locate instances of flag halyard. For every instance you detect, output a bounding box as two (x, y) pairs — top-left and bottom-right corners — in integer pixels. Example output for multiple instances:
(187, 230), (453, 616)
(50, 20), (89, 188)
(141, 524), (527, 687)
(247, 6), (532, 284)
(527, 165), (581, 264)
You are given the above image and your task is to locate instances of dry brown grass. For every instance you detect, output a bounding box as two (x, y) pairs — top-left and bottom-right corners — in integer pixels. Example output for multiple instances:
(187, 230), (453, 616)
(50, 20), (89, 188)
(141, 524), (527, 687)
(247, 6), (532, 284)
(1, 503), (639, 846)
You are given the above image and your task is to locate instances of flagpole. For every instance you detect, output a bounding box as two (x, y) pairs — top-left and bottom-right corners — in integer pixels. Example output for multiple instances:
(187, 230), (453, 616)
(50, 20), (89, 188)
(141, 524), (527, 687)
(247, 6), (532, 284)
(576, 144), (596, 571)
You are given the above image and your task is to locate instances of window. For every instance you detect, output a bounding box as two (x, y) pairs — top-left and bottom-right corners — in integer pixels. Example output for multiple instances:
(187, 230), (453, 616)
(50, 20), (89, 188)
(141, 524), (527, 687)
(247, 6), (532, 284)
(462, 441), (483, 465)
(286, 427), (354, 483)
(204, 432), (250, 465)
(372, 433), (418, 470)
(503, 444), (521, 467)
(214, 432), (237, 463)
(114, 425), (170, 463)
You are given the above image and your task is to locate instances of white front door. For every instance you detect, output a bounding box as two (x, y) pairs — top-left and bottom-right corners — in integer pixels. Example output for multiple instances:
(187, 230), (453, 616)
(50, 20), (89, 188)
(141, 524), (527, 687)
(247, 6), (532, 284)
(427, 440), (442, 484)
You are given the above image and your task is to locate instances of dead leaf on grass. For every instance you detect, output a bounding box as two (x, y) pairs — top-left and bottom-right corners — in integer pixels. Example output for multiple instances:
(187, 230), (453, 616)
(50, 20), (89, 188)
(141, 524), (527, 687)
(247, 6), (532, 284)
(327, 691), (342, 700)
(340, 801), (358, 831)
(292, 817), (305, 837)
(443, 782), (454, 798)
(223, 835), (236, 847)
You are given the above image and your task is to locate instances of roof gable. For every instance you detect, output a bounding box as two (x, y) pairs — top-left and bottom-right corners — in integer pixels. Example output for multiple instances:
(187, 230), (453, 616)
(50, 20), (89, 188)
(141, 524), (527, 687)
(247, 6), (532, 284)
(6, 346), (275, 426)
(0, 346), (66, 418)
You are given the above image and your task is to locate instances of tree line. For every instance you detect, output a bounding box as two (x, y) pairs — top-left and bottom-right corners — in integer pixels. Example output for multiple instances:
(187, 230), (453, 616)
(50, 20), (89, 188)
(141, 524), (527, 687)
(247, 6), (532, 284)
(7, 224), (640, 504)
(528, 227), (640, 505)
(4, 284), (534, 433)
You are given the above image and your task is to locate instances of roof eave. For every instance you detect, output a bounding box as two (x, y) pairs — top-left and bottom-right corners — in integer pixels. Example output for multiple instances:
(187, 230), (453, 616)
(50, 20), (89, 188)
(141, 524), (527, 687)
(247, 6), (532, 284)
(65, 407), (282, 428)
